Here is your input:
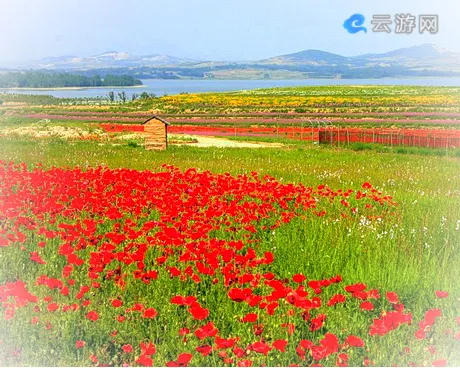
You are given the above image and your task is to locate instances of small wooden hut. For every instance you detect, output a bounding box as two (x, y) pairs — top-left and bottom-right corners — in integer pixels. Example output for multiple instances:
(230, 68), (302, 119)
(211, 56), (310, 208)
(142, 115), (169, 150)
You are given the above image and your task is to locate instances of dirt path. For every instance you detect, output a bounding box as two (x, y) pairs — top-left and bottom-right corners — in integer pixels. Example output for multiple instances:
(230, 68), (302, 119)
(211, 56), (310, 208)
(172, 135), (284, 148)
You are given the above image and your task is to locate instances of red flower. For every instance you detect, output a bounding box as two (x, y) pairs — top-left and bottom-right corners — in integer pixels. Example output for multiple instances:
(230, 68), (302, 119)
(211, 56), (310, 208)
(30, 252), (46, 264)
(327, 294), (346, 306)
(310, 314), (326, 331)
(140, 341), (156, 356)
(320, 333), (339, 355)
(167, 353), (193, 367)
(179, 328), (190, 336)
(215, 336), (237, 349)
(424, 308), (442, 325)
(432, 359), (447, 367)
(196, 345), (212, 356)
(250, 341), (271, 355)
(360, 301), (374, 311)
(86, 311), (99, 321)
(386, 292), (399, 304)
(170, 295), (197, 306)
(237, 360), (252, 367)
(272, 339), (288, 352)
(136, 355), (153, 366)
(75, 340), (85, 349)
(112, 299), (123, 308)
(188, 302), (209, 320)
(344, 335), (365, 347)
(143, 308), (158, 319)
(122, 344), (133, 353)
(47, 303), (59, 312)
(345, 283), (367, 293)
(228, 288), (252, 302)
(292, 274), (306, 283)
(435, 290), (449, 299)
(337, 353), (348, 367)
(242, 313), (258, 323)
(194, 322), (218, 340)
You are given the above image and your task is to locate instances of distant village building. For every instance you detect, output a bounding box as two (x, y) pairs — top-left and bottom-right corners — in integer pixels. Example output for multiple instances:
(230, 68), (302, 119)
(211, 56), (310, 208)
(142, 116), (169, 150)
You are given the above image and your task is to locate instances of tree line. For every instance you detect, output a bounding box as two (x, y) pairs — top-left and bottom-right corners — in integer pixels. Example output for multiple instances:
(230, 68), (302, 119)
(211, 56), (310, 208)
(0, 71), (143, 88)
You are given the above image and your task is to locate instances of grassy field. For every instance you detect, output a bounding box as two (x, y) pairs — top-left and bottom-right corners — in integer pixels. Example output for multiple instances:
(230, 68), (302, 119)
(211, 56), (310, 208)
(0, 87), (459, 366)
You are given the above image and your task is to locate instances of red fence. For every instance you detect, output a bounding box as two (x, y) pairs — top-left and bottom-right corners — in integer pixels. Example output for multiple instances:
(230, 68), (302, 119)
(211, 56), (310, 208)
(318, 128), (460, 149)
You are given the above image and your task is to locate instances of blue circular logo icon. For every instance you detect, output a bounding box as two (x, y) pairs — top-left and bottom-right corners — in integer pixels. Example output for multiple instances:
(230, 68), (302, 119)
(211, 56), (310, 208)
(343, 14), (367, 34)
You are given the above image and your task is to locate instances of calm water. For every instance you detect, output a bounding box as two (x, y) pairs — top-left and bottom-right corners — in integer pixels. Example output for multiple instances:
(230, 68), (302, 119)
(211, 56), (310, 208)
(2, 78), (460, 99)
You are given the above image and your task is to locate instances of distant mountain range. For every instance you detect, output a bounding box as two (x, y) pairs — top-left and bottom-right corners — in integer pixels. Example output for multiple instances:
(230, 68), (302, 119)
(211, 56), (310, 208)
(32, 51), (198, 69)
(3, 44), (460, 79)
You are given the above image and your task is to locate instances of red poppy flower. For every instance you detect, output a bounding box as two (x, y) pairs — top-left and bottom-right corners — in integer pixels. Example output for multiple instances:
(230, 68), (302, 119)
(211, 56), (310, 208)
(432, 359), (447, 367)
(237, 360), (252, 367)
(386, 292), (399, 304)
(86, 311), (99, 321)
(337, 353), (348, 367)
(196, 345), (212, 356)
(327, 294), (346, 306)
(30, 252), (46, 264)
(179, 328), (190, 336)
(194, 322), (218, 340)
(250, 341), (271, 355)
(47, 303), (59, 312)
(188, 302), (209, 320)
(140, 341), (156, 356)
(75, 340), (85, 349)
(272, 339), (288, 352)
(344, 335), (365, 347)
(360, 301), (374, 311)
(122, 344), (133, 353)
(136, 355), (153, 366)
(143, 308), (158, 319)
(177, 353), (193, 366)
(241, 313), (258, 323)
(435, 291), (449, 299)
(292, 274), (306, 283)
(345, 283), (367, 293)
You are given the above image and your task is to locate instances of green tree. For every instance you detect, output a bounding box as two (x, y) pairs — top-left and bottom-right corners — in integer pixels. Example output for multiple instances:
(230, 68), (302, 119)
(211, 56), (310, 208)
(107, 91), (115, 102)
(118, 91), (127, 104)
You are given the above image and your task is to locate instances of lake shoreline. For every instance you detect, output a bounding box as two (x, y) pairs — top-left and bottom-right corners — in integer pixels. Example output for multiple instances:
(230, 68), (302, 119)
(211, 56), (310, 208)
(1, 78), (459, 99)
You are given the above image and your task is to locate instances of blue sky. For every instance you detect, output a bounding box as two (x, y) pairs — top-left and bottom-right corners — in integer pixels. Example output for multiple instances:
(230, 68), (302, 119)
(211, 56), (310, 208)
(0, 0), (458, 62)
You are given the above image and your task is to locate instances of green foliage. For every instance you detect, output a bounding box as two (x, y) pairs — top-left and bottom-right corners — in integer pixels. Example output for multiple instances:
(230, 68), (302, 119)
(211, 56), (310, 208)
(0, 71), (142, 88)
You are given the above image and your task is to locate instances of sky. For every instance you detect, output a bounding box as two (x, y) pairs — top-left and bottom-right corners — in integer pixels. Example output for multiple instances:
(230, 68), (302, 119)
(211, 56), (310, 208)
(0, 0), (459, 63)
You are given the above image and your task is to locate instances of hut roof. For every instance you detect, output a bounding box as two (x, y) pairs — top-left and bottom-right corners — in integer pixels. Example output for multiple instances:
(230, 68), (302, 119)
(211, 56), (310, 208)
(141, 115), (170, 126)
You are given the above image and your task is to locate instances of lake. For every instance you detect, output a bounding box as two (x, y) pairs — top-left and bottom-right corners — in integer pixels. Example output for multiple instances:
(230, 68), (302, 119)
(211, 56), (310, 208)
(2, 78), (460, 99)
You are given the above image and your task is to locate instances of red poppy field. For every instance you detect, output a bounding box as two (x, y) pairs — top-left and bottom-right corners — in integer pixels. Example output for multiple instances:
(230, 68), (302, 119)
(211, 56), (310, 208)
(0, 161), (459, 367)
